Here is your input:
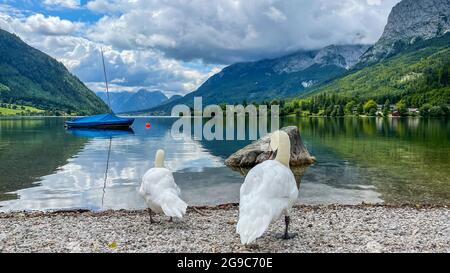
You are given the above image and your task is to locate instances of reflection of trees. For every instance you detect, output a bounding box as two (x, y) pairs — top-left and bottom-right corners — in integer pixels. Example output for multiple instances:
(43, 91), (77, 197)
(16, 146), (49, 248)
(0, 118), (45, 130)
(0, 118), (88, 201)
(283, 117), (449, 144)
(281, 117), (450, 204)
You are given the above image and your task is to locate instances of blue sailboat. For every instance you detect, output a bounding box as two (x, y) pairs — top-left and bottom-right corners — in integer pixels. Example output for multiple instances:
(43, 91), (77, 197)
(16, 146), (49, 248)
(65, 48), (134, 129)
(65, 113), (134, 129)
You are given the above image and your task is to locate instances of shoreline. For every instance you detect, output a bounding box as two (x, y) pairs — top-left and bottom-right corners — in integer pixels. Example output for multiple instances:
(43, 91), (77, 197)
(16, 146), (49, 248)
(0, 204), (448, 253)
(1, 202), (449, 216)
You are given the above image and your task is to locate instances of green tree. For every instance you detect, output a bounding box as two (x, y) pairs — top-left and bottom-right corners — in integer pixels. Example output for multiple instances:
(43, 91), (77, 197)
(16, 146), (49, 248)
(383, 99), (390, 117)
(325, 106), (333, 116)
(335, 105), (344, 116)
(396, 100), (408, 116)
(356, 103), (364, 115)
(429, 106), (444, 117)
(363, 100), (377, 114)
(419, 104), (431, 117)
(440, 105), (449, 117)
(344, 101), (355, 115)
(310, 103), (319, 115)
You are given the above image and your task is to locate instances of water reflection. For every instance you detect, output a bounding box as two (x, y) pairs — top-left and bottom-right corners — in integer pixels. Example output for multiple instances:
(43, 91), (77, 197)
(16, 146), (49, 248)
(282, 117), (450, 204)
(0, 118), (242, 211)
(228, 166), (309, 189)
(67, 128), (135, 138)
(0, 117), (448, 211)
(0, 118), (88, 201)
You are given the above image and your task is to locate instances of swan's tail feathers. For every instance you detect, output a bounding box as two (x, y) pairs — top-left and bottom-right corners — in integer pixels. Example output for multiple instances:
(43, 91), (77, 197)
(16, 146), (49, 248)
(160, 193), (188, 219)
(236, 212), (272, 245)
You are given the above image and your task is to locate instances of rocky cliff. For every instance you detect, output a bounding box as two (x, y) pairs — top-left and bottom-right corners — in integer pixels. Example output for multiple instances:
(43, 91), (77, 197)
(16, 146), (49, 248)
(359, 0), (450, 65)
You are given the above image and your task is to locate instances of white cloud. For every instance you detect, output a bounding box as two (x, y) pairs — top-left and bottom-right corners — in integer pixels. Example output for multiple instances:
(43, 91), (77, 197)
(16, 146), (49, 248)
(22, 14), (83, 35)
(43, 0), (81, 9)
(0, 0), (402, 96)
(265, 6), (287, 22)
(367, 0), (382, 6)
(0, 6), (221, 96)
(1, 11), (83, 36)
(86, 0), (123, 13)
(86, 0), (401, 64)
(43, 36), (219, 95)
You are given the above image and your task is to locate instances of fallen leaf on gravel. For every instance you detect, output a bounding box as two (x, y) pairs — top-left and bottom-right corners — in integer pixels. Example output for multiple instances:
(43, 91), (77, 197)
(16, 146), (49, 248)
(108, 241), (117, 249)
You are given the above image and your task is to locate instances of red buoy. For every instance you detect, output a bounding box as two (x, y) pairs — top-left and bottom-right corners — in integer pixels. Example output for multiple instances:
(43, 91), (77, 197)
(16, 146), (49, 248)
(145, 122), (151, 129)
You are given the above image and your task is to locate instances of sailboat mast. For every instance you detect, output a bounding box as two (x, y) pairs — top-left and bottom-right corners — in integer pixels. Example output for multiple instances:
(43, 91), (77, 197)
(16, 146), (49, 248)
(101, 47), (112, 113)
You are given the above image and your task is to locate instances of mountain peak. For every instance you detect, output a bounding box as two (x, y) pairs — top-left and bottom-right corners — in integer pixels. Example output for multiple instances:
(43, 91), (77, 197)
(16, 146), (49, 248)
(359, 0), (450, 65)
(96, 90), (168, 113)
(273, 44), (369, 74)
(138, 44), (370, 114)
(135, 89), (165, 96)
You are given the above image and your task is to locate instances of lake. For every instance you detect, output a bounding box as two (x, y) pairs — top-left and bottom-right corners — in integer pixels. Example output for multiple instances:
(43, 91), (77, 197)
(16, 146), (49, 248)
(0, 117), (449, 211)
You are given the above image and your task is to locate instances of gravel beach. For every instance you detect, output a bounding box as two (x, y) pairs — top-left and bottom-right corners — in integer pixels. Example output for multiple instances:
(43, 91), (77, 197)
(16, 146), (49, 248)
(0, 204), (448, 253)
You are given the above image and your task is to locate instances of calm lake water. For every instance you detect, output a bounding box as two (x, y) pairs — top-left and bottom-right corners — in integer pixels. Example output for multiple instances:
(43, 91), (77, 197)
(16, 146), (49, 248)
(0, 117), (449, 211)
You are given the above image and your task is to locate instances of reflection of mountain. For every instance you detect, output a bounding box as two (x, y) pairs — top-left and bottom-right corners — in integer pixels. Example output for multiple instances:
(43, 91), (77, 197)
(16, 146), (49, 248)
(188, 118), (267, 159)
(0, 117), (241, 211)
(283, 117), (450, 204)
(0, 118), (88, 201)
(2, 117), (447, 210)
(197, 139), (251, 160)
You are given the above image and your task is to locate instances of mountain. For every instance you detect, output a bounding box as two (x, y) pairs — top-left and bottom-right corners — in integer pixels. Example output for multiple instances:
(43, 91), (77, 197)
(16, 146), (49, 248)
(0, 29), (109, 115)
(96, 89), (168, 113)
(297, 0), (450, 109)
(139, 44), (369, 114)
(165, 94), (183, 104)
(300, 33), (450, 108)
(358, 0), (450, 66)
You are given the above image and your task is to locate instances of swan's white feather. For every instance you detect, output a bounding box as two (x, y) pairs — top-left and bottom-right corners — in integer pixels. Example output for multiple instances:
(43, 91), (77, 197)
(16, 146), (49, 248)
(237, 160), (298, 244)
(139, 167), (187, 218)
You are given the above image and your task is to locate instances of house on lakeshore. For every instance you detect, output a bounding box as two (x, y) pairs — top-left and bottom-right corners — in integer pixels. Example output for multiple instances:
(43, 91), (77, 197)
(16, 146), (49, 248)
(391, 110), (401, 117)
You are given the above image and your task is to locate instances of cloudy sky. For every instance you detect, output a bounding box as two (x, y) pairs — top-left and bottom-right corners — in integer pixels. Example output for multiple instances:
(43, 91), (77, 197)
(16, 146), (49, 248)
(0, 0), (400, 97)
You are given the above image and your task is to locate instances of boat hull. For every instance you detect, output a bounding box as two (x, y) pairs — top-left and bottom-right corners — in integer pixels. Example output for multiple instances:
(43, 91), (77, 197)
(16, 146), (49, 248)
(65, 114), (134, 129)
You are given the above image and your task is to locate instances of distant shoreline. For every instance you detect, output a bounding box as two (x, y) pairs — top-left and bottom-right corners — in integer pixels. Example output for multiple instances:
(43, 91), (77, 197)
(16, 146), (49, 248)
(1, 204), (448, 253)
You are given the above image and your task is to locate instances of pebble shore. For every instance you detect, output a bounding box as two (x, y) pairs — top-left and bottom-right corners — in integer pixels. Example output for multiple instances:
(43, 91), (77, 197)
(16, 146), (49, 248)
(0, 204), (448, 253)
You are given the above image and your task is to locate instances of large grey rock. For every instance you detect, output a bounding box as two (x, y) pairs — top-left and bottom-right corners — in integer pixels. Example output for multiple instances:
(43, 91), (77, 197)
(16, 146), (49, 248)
(224, 126), (316, 168)
(359, 0), (450, 65)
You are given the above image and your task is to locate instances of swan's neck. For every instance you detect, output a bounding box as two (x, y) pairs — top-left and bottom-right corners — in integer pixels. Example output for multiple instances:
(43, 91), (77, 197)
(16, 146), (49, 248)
(275, 142), (290, 167)
(155, 154), (165, 168)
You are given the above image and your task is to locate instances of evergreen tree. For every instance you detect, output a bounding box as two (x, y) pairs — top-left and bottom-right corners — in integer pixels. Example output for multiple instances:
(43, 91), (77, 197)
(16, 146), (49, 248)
(383, 99), (390, 117)
(356, 103), (364, 115)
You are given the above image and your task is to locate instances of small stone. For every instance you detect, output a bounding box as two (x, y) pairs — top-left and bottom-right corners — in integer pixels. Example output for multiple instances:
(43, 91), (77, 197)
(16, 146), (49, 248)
(366, 241), (383, 253)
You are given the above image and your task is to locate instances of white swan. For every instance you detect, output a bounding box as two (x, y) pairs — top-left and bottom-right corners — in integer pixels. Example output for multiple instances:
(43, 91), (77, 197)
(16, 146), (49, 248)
(236, 130), (299, 244)
(139, 149), (187, 222)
